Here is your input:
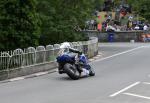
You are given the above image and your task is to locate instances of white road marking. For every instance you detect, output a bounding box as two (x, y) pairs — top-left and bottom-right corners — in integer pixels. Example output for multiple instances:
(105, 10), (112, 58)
(97, 54), (102, 57)
(110, 82), (140, 97)
(55, 69), (58, 72)
(123, 93), (150, 100)
(143, 82), (150, 85)
(9, 77), (24, 82)
(94, 46), (147, 62)
(34, 72), (48, 76)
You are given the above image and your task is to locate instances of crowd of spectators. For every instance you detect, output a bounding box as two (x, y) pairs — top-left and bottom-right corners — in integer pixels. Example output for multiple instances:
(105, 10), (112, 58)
(85, 18), (149, 32)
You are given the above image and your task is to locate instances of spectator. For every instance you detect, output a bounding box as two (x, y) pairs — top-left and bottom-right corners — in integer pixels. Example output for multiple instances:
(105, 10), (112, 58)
(90, 20), (95, 29)
(106, 24), (116, 32)
(94, 20), (97, 30)
(134, 25), (139, 30)
(143, 24), (148, 31)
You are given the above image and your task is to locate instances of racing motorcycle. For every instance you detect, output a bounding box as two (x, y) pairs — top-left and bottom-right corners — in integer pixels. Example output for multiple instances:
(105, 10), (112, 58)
(56, 48), (95, 80)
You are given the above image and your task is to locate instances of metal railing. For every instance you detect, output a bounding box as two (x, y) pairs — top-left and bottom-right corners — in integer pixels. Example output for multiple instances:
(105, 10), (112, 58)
(0, 37), (98, 72)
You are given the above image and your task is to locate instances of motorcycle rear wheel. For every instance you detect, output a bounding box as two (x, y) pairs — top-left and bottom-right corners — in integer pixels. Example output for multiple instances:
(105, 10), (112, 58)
(64, 63), (80, 80)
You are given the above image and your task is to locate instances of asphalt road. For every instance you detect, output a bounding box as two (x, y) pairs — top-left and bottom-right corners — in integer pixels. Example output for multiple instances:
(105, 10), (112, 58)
(0, 43), (150, 103)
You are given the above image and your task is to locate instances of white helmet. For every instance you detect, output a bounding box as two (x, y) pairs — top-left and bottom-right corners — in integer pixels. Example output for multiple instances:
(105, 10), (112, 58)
(60, 42), (71, 49)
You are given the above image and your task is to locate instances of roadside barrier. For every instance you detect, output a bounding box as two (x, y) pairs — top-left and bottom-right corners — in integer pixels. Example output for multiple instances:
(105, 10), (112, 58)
(0, 37), (98, 80)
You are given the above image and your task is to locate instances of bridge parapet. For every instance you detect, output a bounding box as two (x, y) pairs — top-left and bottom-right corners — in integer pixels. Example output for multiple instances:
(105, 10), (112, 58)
(0, 37), (98, 80)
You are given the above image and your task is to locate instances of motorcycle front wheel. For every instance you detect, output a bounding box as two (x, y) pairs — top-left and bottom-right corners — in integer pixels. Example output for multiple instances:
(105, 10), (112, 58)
(88, 65), (95, 76)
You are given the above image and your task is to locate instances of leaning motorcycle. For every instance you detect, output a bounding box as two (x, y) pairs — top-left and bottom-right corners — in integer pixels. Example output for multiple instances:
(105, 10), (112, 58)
(56, 51), (95, 80)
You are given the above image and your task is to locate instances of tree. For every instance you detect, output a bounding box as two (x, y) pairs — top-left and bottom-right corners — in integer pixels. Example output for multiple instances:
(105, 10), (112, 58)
(0, 0), (104, 50)
(136, 0), (150, 22)
(37, 0), (102, 45)
(127, 0), (150, 21)
(0, 0), (41, 51)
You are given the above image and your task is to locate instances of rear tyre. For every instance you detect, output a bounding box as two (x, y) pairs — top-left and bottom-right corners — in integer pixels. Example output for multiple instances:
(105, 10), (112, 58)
(64, 63), (80, 80)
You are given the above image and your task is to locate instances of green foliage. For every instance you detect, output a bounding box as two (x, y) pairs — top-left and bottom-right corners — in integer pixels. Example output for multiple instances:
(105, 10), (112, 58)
(136, 0), (150, 22)
(0, 0), (41, 51)
(127, 0), (150, 21)
(94, 0), (104, 10)
(1, 0), (150, 51)
(0, 0), (104, 51)
(38, 0), (98, 45)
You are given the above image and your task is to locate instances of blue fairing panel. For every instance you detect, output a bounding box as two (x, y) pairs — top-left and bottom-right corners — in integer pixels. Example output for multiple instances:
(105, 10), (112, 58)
(79, 55), (88, 64)
(56, 54), (75, 63)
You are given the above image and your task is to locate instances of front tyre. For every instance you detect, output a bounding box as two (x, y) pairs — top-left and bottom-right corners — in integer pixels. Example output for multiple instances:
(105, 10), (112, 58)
(64, 63), (80, 80)
(88, 65), (95, 76)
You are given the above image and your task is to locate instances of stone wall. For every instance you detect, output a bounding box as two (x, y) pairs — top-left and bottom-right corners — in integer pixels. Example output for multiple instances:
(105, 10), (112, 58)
(84, 30), (145, 42)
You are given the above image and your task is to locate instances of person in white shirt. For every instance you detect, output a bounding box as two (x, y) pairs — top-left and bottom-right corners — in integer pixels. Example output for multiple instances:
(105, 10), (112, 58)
(134, 25), (139, 30)
(143, 25), (148, 31)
